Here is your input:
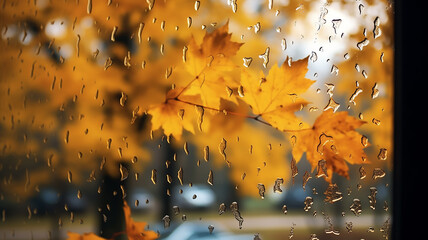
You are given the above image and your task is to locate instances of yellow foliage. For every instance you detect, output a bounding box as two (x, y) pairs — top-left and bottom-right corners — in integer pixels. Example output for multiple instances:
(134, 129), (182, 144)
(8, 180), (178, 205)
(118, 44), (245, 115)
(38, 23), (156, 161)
(291, 109), (369, 181)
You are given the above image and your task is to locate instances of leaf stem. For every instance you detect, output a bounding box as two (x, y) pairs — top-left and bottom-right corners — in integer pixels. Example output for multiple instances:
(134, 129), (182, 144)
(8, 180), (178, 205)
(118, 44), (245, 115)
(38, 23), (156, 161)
(175, 65), (208, 98)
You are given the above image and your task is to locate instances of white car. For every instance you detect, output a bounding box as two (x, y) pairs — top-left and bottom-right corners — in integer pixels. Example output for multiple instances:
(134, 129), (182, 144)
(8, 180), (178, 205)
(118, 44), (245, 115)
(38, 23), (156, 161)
(158, 222), (255, 240)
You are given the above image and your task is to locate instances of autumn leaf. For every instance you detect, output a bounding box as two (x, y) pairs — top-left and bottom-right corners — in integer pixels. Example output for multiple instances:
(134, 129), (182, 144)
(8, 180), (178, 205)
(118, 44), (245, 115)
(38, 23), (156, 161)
(177, 21), (243, 108)
(123, 201), (159, 240)
(148, 88), (202, 139)
(67, 232), (107, 240)
(67, 202), (157, 240)
(291, 109), (369, 181)
(240, 57), (314, 131)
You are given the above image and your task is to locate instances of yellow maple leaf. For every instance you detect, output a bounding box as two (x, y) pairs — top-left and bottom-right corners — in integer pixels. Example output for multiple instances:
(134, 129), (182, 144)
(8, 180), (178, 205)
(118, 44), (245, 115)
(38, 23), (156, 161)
(148, 88), (201, 139)
(240, 57), (314, 131)
(177, 21), (243, 108)
(67, 232), (107, 240)
(291, 109), (369, 181)
(67, 202), (157, 240)
(123, 201), (159, 240)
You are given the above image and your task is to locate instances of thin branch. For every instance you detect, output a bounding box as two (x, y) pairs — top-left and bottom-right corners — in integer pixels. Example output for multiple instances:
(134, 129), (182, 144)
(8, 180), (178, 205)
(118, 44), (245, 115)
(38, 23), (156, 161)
(169, 97), (287, 129)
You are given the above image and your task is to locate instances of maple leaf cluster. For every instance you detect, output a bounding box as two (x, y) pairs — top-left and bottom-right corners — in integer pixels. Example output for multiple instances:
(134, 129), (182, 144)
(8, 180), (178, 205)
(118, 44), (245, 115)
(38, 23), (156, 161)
(148, 22), (369, 183)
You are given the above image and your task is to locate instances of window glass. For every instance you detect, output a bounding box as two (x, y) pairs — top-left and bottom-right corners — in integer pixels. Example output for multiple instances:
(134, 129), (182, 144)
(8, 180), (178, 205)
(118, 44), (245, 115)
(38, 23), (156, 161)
(0, 0), (393, 239)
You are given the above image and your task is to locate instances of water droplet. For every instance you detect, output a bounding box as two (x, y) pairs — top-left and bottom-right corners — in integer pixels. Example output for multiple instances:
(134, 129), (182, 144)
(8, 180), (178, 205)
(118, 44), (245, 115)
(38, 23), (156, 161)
(316, 159), (328, 178)
(302, 171), (312, 190)
(372, 168), (386, 180)
(290, 157), (298, 184)
(331, 19), (342, 34)
(259, 47), (270, 68)
(373, 16), (381, 39)
(67, 171), (72, 183)
(218, 203), (226, 215)
(343, 53), (350, 60)
(324, 183), (343, 203)
(325, 83), (335, 97)
(281, 205), (288, 214)
(243, 57), (253, 67)
(104, 57), (113, 70)
(368, 187), (378, 210)
(218, 138), (229, 166)
(377, 148), (387, 160)
(203, 146), (209, 162)
(349, 87), (363, 105)
(281, 38), (287, 51)
(310, 51), (317, 62)
(330, 65), (339, 75)
(166, 174), (172, 184)
(162, 215), (171, 228)
(230, 202), (244, 229)
(254, 22), (261, 34)
(151, 169), (157, 184)
(356, 38), (369, 50)
(146, 0), (155, 10)
(65, 130), (70, 144)
(345, 222), (353, 233)
(183, 142), (189, 155)
(362, 70), (368, 79)
(187, 17), (192, 28)
(137, 23), (145, 44)
(120, 92), (128, 107)
(194, 0), (200, 10)
(120, 164), (128, 181)
(207, 170), (213, 185)
(273, 178), (284, 193)
(160, 20), (166, 32)
(77, 190), (82, 199)
(257, 183), (266, 199)
(178, 167), (183, 185)
(380, 52), (385, 62)
(359, 166), (367, 179)
(316, 133), (333, 156)
(324, 97), (340, 112)
(196, 106), (204, 131)
(372, 118), (381, 125)
(304, 196), (313, 211)
(371, 83), (379, 99)
(118, 147), (123, 158)
(226, 0), (238, 12)
(172, 205), (180, 215)
(208, 225), (214, 234)
(160, 44), (165, 55)
(358, 4), (364, 15)
(111, 26), (118, 42)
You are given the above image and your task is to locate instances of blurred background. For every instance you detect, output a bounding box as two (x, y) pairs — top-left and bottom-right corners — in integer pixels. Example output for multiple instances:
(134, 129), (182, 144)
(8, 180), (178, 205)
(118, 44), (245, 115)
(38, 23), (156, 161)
(0, 0), (393, 239)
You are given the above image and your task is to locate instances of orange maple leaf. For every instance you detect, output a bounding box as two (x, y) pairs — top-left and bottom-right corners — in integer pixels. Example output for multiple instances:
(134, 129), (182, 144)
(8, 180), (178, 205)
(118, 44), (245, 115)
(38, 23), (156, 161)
(67, 232), (107, 240)
(67, 202), (157, 240)
(240, 57), (314, 131)
(291, 109), (369, 181)
(123, 201), (159, 240)
(148, 88), (201, 139)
